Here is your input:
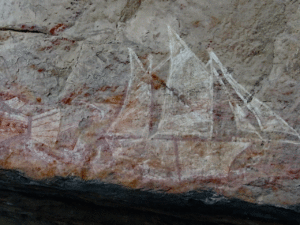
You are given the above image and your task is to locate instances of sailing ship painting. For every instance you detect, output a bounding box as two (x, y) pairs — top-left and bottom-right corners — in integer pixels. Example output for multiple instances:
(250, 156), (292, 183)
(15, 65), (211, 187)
(0, 26), (299, 185)
(104, 26), (300, 182)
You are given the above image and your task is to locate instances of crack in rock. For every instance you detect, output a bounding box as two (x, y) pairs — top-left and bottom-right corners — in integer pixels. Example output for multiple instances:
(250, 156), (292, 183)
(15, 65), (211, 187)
(0, 27), (48, 35)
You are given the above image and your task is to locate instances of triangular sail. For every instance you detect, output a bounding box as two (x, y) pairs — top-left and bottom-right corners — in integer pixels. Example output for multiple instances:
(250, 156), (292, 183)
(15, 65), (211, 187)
(31, 108), (61, 147)
(106, 49), (151, 138)
(231, 103), (262, 137)
(211, 65), (261, 139)
(4, 97), (25, 109)
(155, 27), (213, 138)
(208, 50), (300, 140)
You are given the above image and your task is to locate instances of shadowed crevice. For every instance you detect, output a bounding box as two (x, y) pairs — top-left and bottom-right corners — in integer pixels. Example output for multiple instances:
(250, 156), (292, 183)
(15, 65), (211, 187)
(0, 169), (299, 225)
(0, 27), (48, 35)
(119, 0), (142, 23)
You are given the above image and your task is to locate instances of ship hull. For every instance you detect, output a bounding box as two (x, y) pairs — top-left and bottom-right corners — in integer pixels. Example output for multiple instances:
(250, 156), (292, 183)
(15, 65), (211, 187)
(107, 138), (252, 182)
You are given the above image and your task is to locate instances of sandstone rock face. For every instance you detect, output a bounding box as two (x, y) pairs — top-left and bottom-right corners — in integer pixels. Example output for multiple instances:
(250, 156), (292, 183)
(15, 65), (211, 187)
(0, 0), (300, 218)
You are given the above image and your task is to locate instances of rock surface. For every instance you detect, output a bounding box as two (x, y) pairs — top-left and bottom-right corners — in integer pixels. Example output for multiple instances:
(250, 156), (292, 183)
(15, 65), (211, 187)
(0, 0), (300, 223)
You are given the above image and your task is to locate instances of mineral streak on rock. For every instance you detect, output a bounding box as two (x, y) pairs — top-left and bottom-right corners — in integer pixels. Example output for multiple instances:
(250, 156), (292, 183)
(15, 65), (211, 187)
(0, 1), (300, 221)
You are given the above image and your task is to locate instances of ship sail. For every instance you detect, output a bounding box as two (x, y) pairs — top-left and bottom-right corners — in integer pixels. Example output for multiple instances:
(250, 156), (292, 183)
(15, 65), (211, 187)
(31, 108), (61, 147)
(208, 50), (300, 141)
(155, 27), (213, 138)
(106, 49), (151, 138)
(210, 65), (262, 139)
(4, 97), (25, 109)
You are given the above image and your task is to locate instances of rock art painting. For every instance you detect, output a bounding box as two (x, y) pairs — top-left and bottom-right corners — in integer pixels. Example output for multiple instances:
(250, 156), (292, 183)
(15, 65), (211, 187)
(1, 26), (300, 206)
(104, 27), (300, 187)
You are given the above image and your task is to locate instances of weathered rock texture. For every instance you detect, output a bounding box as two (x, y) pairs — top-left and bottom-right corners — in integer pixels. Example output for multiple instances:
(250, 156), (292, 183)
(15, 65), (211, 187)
(0, 0), (300, 223)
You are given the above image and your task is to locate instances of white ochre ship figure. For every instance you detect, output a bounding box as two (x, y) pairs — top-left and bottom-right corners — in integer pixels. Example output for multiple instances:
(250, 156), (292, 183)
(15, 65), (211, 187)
(0, 27), (299, 182)
(105, 26), (300, 181)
